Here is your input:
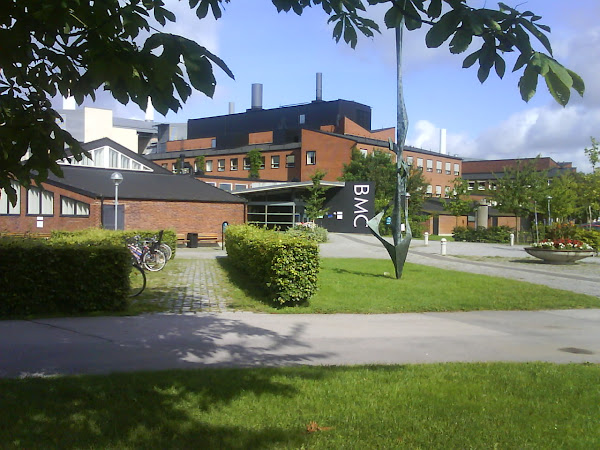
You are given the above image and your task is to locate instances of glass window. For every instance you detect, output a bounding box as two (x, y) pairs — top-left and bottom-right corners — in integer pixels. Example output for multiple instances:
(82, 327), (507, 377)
(444, 186), (451, 198)
(132, 161), (141, 170)
(27, 187), (54, 215)
(307, 151), (316, 165)
(211, 138), (216, 148)
(468, 181), (474, 191)
(205, 160), (213, 172)
(286, 154), (295, 168)
(217, 159), (225, 172)
(230, 158), (238, 171)
(417, 158), (423, 168)
(243, 158), (251, 170)
(454, 163), (460, 176)
(220, 183), (232, 192)
(61, 196), (89, 217)
(109, 149), (119, 168)
(426, 159), (433, 172)
(406, 156), (413, 166)
(435, 185), (442, 197)
(1, 181), (21, 215)
(234, 184), (247, 191)
(299, 114), (306, 125)
(121, 155), (130, 169)
(445, 162), (451, 175)
(360, 149), (368, 157)
(436, 161), (442, 173)
(478, 181), (486, 190)
(93, 148), (104, 167)
(426, 185), (433, 196)
(260, 156), (265, 170)
(271, 155), (280, 169)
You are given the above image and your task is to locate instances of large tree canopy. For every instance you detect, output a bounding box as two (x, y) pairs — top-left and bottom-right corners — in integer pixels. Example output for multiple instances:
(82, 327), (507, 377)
(1, 0), (584, 203)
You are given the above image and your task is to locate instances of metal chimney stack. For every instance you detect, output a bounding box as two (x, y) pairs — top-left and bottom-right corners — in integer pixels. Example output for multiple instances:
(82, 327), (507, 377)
(316, 72), (323, 101)
(251, 83), (263, 110)
(229, 102), (235, 114)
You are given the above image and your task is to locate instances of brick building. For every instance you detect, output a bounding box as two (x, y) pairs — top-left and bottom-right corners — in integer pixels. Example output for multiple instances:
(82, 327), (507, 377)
(0, 139), (246, 236)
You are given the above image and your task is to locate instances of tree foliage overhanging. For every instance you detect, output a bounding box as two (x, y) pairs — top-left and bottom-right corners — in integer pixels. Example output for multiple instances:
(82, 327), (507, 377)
(1, 0), (584, 204)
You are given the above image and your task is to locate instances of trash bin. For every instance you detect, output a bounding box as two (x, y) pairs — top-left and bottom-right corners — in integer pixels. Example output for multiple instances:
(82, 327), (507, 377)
(187, 233), (198, 248)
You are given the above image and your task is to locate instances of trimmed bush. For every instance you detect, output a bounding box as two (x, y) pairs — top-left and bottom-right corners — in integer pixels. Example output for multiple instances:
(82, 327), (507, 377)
(0, 238), (130, 316)
(50, 228), (177, 256)
(286, 223), (328, 243)
(225, 225), (320, 305)
(452, 226), (513, 243)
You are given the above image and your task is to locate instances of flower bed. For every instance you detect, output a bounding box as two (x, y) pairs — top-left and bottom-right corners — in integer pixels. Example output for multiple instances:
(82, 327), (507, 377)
(531, 239), (593, 251)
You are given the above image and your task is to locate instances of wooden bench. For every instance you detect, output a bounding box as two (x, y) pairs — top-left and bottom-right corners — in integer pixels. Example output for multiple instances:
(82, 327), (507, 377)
(1, 232), (51, 239)
(176, 232), (220, 247)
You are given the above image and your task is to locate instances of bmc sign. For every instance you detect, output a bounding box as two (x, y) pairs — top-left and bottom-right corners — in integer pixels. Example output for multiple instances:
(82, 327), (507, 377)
(317, 182), (375, 233)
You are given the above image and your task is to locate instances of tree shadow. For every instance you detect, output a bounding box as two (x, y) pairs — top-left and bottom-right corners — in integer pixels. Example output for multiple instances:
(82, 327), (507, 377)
(330, 268), (393, 279)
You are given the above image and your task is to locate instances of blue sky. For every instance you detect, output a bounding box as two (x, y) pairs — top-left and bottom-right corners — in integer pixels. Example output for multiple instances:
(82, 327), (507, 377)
(72, 1), (600, 172)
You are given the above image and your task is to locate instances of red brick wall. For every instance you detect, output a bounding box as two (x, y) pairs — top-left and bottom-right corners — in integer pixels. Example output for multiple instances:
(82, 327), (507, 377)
(167, 137), (215, 152)
(300, 129), (355, 181)
(116, 200), (246, 235)
(0, 184), (101, 233)
(249, 131), (273, 144)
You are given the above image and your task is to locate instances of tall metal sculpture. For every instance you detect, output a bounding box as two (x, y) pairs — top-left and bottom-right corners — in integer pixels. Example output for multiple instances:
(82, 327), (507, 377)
(367, 24), (411, 279)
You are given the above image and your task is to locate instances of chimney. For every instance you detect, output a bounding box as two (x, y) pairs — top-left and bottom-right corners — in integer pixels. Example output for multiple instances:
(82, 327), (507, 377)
(251, 83), (263, 110)
(229, 102), (235, 114)
(145, 96), (154, 122)
(316, 72), (323, 101)
(440, 128), (447, 155)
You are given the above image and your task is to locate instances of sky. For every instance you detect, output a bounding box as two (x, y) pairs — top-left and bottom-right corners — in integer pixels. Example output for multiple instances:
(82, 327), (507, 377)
(68, 1), (600, 173)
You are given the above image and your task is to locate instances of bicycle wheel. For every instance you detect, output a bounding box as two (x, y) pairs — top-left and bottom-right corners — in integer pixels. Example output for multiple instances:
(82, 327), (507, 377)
(159, 243), (173, 260)
(129, 264), (146, 297)
(142, 249), (167, 272)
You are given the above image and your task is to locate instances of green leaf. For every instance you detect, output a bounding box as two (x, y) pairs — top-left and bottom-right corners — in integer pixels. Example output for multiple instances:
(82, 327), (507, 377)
(519, 63), (538, 102)
(426, 10), (462, 48)
(512, 52), (530, 72)
(494, 54), (506, 78)
(384, 5), (403, 29)
(545, 70), (570, 106)
(333, 20), (343, 42)
(343, 20), (358, 48)
(546, 57), (573, 90)
(567, 69), (585, 97)
(427, 0), (442, 18)
(449, 27), (472, 54)
(519, 18), (553, 56)
(462, 50), (480, 68)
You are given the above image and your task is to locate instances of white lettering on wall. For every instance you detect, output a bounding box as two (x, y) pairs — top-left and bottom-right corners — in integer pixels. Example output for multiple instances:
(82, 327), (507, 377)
(353, 184), (371, 228)
(354, 185), (370, 195)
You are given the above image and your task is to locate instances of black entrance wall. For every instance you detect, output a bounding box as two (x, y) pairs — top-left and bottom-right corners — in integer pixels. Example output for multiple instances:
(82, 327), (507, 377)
(317, 182), (375, 233)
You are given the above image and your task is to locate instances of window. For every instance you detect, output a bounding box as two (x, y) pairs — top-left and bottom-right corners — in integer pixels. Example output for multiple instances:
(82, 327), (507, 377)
(306, 151), (316, 165)
(230, 158), (238, 171)
(406, 156), (413, 166)
(120, 155), (130, 169)
(271, 155), (280, 169)
(205, 160), (213, 172)
(161, 163), (168, 169)
(426, 185), (433, 196)
(217, 159), (225, 172)
(109, 149), (119, 168)
(61, 196), (89, 217)
(0, 181), (20, 215)
(234, 184), (247, 191)
(211, 138), (217, 148)
(243, 158), (251, 170)
(417, 158), (423, 169)
(260, 156), (265, 170)
(478, 181), (486, 191)
(93, 148), (104, 167)
(206, 182), (217, 187)
(435, 185), (442, 197)
(468, 181), (474, 191)
(219, 183), (232, 192)
(454, 163), (460, 176)
(445, 162), (451, 175)
(436, 161), (442, 174)
(286, 154), (295, 168)
(132, 161), (141, 170)
(27, 187), (53, 215)
(299, 114), (306, 125)
(426, 159), (433, 172)
(360, 148), (368, 157)
(444, 186), (451, 198)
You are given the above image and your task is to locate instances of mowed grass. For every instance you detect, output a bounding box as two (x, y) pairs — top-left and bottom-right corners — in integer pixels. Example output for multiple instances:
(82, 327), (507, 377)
(220, 257), (600, 313)
(1, 363), (598, 448)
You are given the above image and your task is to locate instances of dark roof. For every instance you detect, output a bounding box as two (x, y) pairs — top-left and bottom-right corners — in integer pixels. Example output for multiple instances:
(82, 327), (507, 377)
(45, 165), (246, 203)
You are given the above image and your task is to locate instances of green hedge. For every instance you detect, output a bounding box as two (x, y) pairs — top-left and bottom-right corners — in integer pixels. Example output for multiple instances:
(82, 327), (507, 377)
(0, 238), (130, 316)
(50, 228), (177, 256)
(452, 226), (514, 243)
(225, 225), (320, 305)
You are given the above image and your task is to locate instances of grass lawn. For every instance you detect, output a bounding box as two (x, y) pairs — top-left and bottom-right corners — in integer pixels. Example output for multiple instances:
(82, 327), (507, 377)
(1, 363), (598, 448)
(219, 258), (600, 313)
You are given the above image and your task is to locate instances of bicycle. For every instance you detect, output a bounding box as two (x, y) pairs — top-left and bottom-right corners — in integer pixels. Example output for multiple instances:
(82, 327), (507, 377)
(140, 233), (173, 261)
(127, 235), (167, 272)
(128, 262), (146, 297)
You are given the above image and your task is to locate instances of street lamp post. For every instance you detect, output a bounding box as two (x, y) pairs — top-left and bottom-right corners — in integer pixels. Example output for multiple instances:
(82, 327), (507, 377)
(547, 196), (552, 226)
(111, 172), (123, 230)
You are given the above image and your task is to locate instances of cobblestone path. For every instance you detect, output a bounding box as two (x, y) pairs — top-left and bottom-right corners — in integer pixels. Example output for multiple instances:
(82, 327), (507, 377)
(155, 259), (229, 313)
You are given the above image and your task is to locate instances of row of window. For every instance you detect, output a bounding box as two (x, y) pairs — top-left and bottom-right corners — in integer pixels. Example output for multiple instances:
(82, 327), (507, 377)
(164, 151), (318, 174)
(406, 157), (460, 176)
(0, 183), (90, 217)
(62, 147), (152, 172)
(205, 182), (248, 192)
(425, 185), (454, 198)
(467, 181), (495, 191)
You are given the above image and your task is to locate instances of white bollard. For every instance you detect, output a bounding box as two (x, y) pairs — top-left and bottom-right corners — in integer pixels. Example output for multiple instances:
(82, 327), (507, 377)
(441, 238), (447, 256)
(510, 233), (515, 246)
(424, 232), (429, 246)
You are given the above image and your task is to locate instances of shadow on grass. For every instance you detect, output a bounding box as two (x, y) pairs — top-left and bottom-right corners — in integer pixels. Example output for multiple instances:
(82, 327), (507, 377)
(0, 367), (328, 448)
(329, 267), (393, 279)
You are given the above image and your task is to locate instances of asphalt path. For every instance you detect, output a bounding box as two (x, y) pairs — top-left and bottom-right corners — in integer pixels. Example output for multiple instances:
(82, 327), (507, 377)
(1, 234), (598, 378)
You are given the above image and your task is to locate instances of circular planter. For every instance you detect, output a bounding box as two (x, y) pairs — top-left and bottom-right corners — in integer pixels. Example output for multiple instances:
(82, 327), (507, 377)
(524, 247), (595, 264)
